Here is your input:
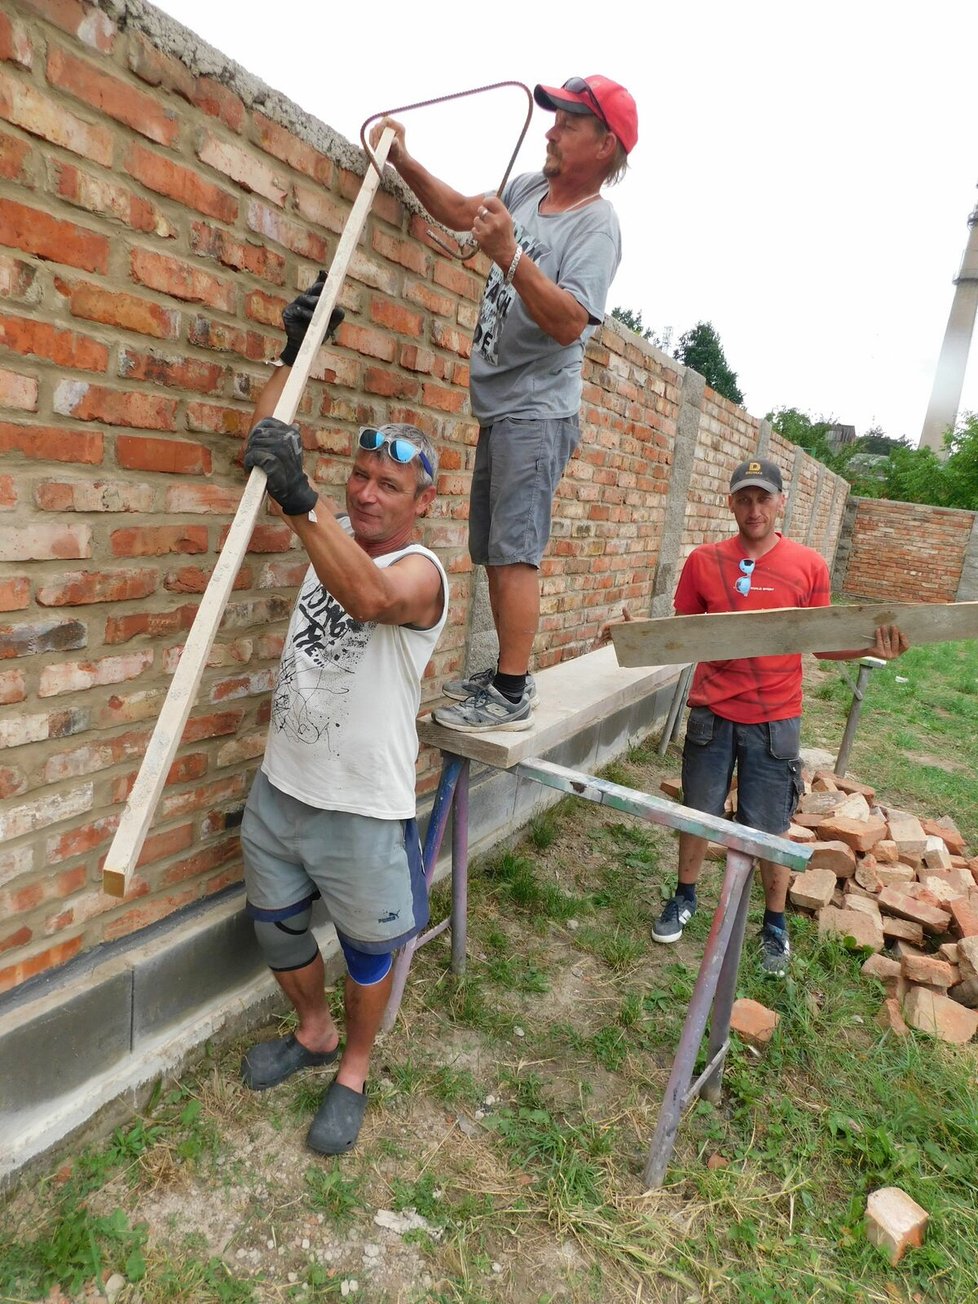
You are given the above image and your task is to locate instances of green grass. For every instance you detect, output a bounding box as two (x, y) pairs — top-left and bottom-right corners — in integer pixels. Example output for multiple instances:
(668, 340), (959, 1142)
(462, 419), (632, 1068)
(3, 641), (978, 1302)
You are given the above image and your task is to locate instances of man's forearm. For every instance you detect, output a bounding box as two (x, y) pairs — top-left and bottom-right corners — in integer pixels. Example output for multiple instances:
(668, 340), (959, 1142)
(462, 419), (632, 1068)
(508, 253), (590, 345)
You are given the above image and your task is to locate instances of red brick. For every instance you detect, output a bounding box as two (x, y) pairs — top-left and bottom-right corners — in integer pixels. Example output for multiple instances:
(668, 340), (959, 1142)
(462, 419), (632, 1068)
(0, 577), (28, 611)
(54, 382), (178, 431)
(55, 277), (179, 339)
(422, 381), (467, 413)
(0, 12), (33, 67)
(116, 434), (211, 475)
(189, 221), (286, 284)
(130, 247), (236, 311)
(253, 113), (332, 183)
(184, 401), (254, 437)
(39, 649), (152, 697)
(182, 709), (245, 743)
(0, 524), (91, 562)
(0, 312), (108, 370)
(293, 183), (346, 234)
(197, 133), (288, 205)
(104, 603), (196, 645)
(0, 366), (37, 410)
(126, 143), (237, 222)
(878, 887), (952, 935)
(901, 953), (957, 989)
(187, 314), (274, 361)
(111, 525), (209, 558)
(102, 891), (196, 944)
(0, 936), (84, 994)
(875, 998), (909, 1036)
(165, 484), (239, 514)
(0, 127), (31, 182)
(903, 986), (978, 1044)
(126, 31), (195, 98)
(118, 348), (225, 394)
(730, 997), (779, 1047)
(36, 567), (157, 607)
(136, 822), (195, 868)
(0, 197), (108, 272)
(19, 0), (115, 52)
(806, 840), (857, 877)
(46, 45), (178, 145)
(165, 564), (252, 594)
(191, 77), (245, 132)
(0, 68), (112, 165)
(373, 228), (430, 276)
(865, 1187), (927, 1264)
(817, 905), (884, 952)
(243, 289), (285, 327)
(34, 479), (153, 513)
(815, 815), (887, 853)
(949, 896), (978, 939)
(921, 815), (966, 855)
(0, 672), (24, 704)
(54, 161), (176, 237)
(246, 200), (327, 261)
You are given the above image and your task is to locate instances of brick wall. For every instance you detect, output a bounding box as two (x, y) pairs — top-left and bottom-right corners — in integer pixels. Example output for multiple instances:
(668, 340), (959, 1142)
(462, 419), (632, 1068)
(839, 498), (977, 602)
(0, 0), (848, 996)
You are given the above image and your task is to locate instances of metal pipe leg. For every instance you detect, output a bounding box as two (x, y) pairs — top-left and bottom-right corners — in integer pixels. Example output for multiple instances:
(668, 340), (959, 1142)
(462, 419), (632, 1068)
(834, 659), (881, 777)
(382, 753), (463, 1032)
(700, 853), (755, 1104)
(450, 759), (470, 974)
(643, 849), (755, 1189)
(657, 664), (692, 756)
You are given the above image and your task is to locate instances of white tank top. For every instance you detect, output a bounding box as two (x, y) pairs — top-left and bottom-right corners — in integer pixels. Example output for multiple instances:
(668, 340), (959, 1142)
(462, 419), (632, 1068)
(261, 543), (447, 819)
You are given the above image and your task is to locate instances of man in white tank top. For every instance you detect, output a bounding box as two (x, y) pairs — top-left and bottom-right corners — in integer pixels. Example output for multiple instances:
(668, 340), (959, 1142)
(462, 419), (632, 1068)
(235, 324), (447, 1157)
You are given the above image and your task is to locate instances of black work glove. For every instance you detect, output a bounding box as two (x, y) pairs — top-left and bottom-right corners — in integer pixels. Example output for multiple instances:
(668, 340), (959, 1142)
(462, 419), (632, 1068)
(243, 418), (318, 516)
(280, 270), (345, 366)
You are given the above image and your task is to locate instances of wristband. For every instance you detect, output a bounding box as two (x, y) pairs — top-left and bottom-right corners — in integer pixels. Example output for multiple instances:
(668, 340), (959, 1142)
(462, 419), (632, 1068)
(504, 246), (523, 285)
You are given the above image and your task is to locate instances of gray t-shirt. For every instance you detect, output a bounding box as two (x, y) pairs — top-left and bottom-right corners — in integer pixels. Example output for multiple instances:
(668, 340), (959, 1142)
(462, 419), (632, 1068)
(469, 172), (622, 425)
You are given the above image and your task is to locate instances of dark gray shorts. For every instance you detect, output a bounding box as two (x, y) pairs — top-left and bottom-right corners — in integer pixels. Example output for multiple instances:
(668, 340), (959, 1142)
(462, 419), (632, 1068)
(681, 708), (804, 837)
(240, 771), (428, 952)
(468, 415), (581, 567)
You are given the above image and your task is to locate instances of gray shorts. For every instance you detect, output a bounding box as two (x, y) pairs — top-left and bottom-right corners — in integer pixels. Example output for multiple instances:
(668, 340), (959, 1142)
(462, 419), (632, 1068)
(681, 708), (804, 837)
(469, 415), (581, 567)
(241, 770), (428, 952)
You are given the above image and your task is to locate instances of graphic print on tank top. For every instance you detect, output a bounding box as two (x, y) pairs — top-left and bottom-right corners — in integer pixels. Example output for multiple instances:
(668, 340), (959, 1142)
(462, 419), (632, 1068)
(471, 223), (543, 367)
(271, 571), (371, 747)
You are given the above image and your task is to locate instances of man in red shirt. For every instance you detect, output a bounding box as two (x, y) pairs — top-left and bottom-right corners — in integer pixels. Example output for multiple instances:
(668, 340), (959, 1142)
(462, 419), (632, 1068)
(651, 457), (907, 976)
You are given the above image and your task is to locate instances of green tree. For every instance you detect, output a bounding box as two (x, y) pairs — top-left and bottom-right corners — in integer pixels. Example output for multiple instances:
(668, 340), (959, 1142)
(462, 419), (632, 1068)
(675, 321), (743, 404)
(766, 407), (835, 461)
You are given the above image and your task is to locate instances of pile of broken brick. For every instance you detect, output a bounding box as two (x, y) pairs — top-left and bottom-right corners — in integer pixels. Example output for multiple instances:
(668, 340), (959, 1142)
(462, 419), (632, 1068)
(785, 770), (977, 1044)
(659, 767), (978, 1045)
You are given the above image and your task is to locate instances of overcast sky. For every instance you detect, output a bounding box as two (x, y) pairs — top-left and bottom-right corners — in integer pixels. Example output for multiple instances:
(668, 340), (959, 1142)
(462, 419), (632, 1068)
(153, 0), (978, 445)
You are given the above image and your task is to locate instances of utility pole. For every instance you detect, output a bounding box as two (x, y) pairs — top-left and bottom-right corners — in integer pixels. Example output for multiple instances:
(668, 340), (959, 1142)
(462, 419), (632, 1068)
(919, 193), (978, 453)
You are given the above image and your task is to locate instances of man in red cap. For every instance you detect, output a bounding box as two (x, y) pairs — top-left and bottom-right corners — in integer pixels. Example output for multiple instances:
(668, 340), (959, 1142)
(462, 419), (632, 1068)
(371, 76), (638, 731)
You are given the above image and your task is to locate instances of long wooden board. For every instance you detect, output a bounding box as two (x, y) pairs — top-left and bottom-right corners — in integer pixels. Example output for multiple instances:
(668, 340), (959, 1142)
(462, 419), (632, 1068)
(101, 130), (395, 898)
(611, 601), (978, 668)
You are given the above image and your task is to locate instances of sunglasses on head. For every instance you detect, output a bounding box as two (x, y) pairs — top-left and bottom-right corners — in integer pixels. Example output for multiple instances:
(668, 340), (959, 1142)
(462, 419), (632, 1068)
(358, 428), (434, 480)
(562, 77), (609, 130)
(735, 558), (756, 597)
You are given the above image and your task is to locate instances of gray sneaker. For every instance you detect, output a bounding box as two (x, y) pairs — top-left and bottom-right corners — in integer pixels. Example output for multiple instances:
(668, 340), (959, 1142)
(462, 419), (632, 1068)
(433, 685), (533, 732)
(443, 666), (537, 705)
(759, 924), (791, 977)
(651, 894), (696, 944)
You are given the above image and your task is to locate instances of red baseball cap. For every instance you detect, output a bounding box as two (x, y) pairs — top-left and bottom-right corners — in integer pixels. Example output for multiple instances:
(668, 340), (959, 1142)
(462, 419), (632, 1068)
(533, 76), (638, 154)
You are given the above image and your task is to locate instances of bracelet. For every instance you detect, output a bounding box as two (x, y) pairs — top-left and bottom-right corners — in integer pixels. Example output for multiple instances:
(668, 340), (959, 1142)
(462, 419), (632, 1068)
(504, 246), (523, 285)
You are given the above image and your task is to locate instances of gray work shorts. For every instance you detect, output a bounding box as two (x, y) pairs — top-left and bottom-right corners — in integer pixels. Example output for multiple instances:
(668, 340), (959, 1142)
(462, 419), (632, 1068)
(241, 770), (428, 953)
(681, 708), (804, 837)
(468, 415), (581, 567)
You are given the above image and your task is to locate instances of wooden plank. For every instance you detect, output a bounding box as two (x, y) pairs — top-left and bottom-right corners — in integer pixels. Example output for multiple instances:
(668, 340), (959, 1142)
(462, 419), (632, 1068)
(101, 130), (395, 899)
(417, 646), (683, 769)
(611, 601), (978, 669)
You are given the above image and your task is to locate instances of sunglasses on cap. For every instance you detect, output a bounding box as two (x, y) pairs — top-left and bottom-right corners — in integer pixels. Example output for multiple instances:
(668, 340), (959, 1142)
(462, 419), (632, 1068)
(562, 77), (610, 130)
(358, 428), (434, 480)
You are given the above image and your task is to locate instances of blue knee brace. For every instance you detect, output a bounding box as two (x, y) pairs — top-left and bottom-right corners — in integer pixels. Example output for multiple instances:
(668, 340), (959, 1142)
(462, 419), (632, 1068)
(251, 899), (319, 972)
(339, 936), (393, 987)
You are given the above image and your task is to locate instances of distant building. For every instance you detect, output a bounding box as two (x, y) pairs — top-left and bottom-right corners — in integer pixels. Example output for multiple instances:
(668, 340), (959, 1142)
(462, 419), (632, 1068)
(825, 424), (856, 450)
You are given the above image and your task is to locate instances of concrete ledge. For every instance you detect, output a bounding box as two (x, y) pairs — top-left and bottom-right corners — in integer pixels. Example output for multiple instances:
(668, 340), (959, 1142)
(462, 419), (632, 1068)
(0, 651), (681, 1189)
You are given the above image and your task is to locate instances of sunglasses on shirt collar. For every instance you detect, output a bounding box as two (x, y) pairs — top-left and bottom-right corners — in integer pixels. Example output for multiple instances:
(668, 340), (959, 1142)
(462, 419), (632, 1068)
(358, 428), (434, 481)
(735, 558), (756, 596)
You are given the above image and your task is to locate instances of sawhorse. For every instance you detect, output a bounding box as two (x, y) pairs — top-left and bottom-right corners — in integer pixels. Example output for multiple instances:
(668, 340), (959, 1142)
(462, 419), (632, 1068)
(383, 650), (811, 1187)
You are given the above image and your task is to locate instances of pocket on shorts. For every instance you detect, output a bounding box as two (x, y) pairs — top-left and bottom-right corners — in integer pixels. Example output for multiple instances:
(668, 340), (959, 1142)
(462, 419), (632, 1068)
(767, 716), (801, 760)
(685, 706), (717, 747)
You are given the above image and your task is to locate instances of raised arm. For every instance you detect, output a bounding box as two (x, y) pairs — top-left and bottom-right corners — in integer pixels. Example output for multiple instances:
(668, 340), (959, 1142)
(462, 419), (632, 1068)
(369, 117), (482, 233)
